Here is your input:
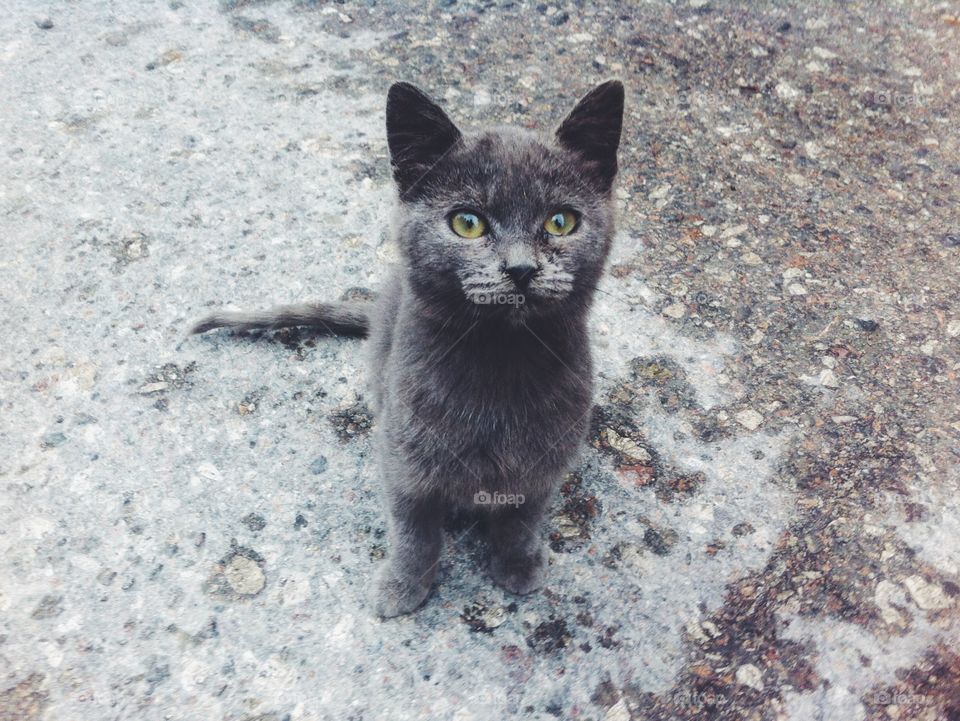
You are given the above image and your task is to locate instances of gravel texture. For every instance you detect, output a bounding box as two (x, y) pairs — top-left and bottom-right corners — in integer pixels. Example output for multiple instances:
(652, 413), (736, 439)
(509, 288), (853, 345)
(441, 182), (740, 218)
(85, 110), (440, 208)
(2, 1), (958, 720)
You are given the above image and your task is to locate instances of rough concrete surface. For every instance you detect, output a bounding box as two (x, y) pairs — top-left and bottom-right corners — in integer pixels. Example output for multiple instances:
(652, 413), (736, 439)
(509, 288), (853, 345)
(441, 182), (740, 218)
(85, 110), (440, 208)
(2, 1), (959, 720)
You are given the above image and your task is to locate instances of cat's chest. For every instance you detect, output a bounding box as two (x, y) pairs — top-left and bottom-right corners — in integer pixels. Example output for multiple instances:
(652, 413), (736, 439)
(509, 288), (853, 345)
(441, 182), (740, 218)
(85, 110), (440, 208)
(398, 330), (593, 437)
(384, 327), (593, 488)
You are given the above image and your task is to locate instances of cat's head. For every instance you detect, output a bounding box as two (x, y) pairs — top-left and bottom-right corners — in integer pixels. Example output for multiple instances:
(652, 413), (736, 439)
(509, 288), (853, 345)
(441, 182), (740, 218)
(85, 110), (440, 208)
(385, 81), (623, 321)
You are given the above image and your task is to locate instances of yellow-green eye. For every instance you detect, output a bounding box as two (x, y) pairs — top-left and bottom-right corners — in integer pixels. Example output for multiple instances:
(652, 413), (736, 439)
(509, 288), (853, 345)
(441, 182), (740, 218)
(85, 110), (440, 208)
(544, 210), (578, 236)
(450, 211), (487, 239)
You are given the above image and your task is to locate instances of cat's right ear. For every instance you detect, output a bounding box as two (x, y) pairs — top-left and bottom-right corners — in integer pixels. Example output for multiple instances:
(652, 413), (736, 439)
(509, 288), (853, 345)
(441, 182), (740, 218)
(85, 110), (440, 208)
(386, 82), (462, 198)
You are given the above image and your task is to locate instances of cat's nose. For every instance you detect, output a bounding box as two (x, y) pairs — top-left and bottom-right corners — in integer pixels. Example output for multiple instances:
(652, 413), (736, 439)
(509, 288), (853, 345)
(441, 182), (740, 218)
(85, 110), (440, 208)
(505, 263), (538, 290)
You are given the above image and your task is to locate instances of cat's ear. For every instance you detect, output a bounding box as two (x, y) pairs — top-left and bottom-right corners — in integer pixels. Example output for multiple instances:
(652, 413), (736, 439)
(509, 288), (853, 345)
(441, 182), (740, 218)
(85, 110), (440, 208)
(386, 82), (462, 198)
(555, 80), (624, 193)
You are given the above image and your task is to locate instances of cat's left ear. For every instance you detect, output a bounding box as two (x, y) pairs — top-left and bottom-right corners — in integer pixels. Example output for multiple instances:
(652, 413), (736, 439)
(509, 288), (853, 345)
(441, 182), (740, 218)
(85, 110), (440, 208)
(555, 80), (624, 193)
(386, 82), (462, 198)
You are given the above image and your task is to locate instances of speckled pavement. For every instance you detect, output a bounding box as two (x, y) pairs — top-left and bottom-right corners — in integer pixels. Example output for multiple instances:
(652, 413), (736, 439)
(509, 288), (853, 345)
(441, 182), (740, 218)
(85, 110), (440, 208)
(2, 1), (958, 720)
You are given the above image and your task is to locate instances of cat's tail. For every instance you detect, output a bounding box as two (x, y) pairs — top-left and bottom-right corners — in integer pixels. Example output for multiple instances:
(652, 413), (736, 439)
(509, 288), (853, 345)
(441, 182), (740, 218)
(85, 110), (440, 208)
(189, 301), (370, 338)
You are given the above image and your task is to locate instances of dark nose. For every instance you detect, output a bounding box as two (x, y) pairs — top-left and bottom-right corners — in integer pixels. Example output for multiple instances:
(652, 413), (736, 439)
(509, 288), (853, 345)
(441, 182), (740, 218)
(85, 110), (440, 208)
(504, 263), (538, 290)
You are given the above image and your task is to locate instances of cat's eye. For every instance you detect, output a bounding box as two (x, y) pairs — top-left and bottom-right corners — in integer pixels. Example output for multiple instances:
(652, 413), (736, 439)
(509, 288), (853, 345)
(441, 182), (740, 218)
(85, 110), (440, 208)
(449, 211), (488, 239)
(544, 210), (578, 236)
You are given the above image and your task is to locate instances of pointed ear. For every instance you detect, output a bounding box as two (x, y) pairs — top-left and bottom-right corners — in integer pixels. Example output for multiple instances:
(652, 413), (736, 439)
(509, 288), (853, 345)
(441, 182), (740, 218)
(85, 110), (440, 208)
(555, 80), (624, 193)
(386, 82), (462, 198)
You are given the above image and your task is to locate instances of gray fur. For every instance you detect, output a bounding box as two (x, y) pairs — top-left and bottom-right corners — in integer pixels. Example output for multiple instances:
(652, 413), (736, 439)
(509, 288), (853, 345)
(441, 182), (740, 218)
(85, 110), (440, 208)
(191, 81), (624, 617)
(189, 301), (369, 336)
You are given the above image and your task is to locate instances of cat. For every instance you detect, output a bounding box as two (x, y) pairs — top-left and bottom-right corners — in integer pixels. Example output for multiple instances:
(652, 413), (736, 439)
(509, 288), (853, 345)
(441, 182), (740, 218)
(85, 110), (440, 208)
(190, 80), (624, 617)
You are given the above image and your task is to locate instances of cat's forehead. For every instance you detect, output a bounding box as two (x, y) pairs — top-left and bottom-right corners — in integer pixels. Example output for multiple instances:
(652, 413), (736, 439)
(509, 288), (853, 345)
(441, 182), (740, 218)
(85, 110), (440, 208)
(439, 128), (587, 210)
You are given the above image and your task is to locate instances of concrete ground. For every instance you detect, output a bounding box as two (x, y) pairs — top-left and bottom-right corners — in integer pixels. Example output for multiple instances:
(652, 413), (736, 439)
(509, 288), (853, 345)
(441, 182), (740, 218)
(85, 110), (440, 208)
(1, 1), (958, 719)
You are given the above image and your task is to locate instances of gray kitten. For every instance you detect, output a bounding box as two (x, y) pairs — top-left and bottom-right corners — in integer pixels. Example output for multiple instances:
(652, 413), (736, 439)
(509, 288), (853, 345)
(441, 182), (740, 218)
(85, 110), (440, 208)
(191, 80), (624, 617)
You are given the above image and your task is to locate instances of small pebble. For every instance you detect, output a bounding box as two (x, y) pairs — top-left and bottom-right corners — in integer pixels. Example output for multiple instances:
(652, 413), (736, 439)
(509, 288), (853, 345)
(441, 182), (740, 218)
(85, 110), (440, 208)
(735, 663), (764, 691)
(241, 513), (266, 532)
(139, 382), (168, 394)
(903, 575), (953, 610)
(41, 432), (67, 448)
(603, 699), (630, 721)
(461, 601), (508, 632)
(662, 302), (686, 319)
(224, 555), (265, 595)
(856, 318), (879, 332)
(601, 428), (651, 462)
(818, 369), (840, 388)
(36, 18), (54, 30)
(721, 223), (749, 238)
(648, 184), (671, 201)
(735, 409), (764, 430)
(775, 81), (800, 100)
(31, 594), (64, 619)
(643, 528), (674, 556)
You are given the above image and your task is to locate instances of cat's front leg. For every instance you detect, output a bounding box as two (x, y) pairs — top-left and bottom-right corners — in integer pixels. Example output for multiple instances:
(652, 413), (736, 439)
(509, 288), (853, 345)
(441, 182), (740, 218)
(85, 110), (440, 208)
(372, 491), (442, 618)
(486, 492), (550, 595)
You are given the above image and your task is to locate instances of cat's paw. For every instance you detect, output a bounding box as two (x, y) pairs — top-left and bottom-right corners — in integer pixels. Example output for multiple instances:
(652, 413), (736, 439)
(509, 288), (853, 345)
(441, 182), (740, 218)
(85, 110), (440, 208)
(371, 564), (433, 618)
(488, 550), (545, 595)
